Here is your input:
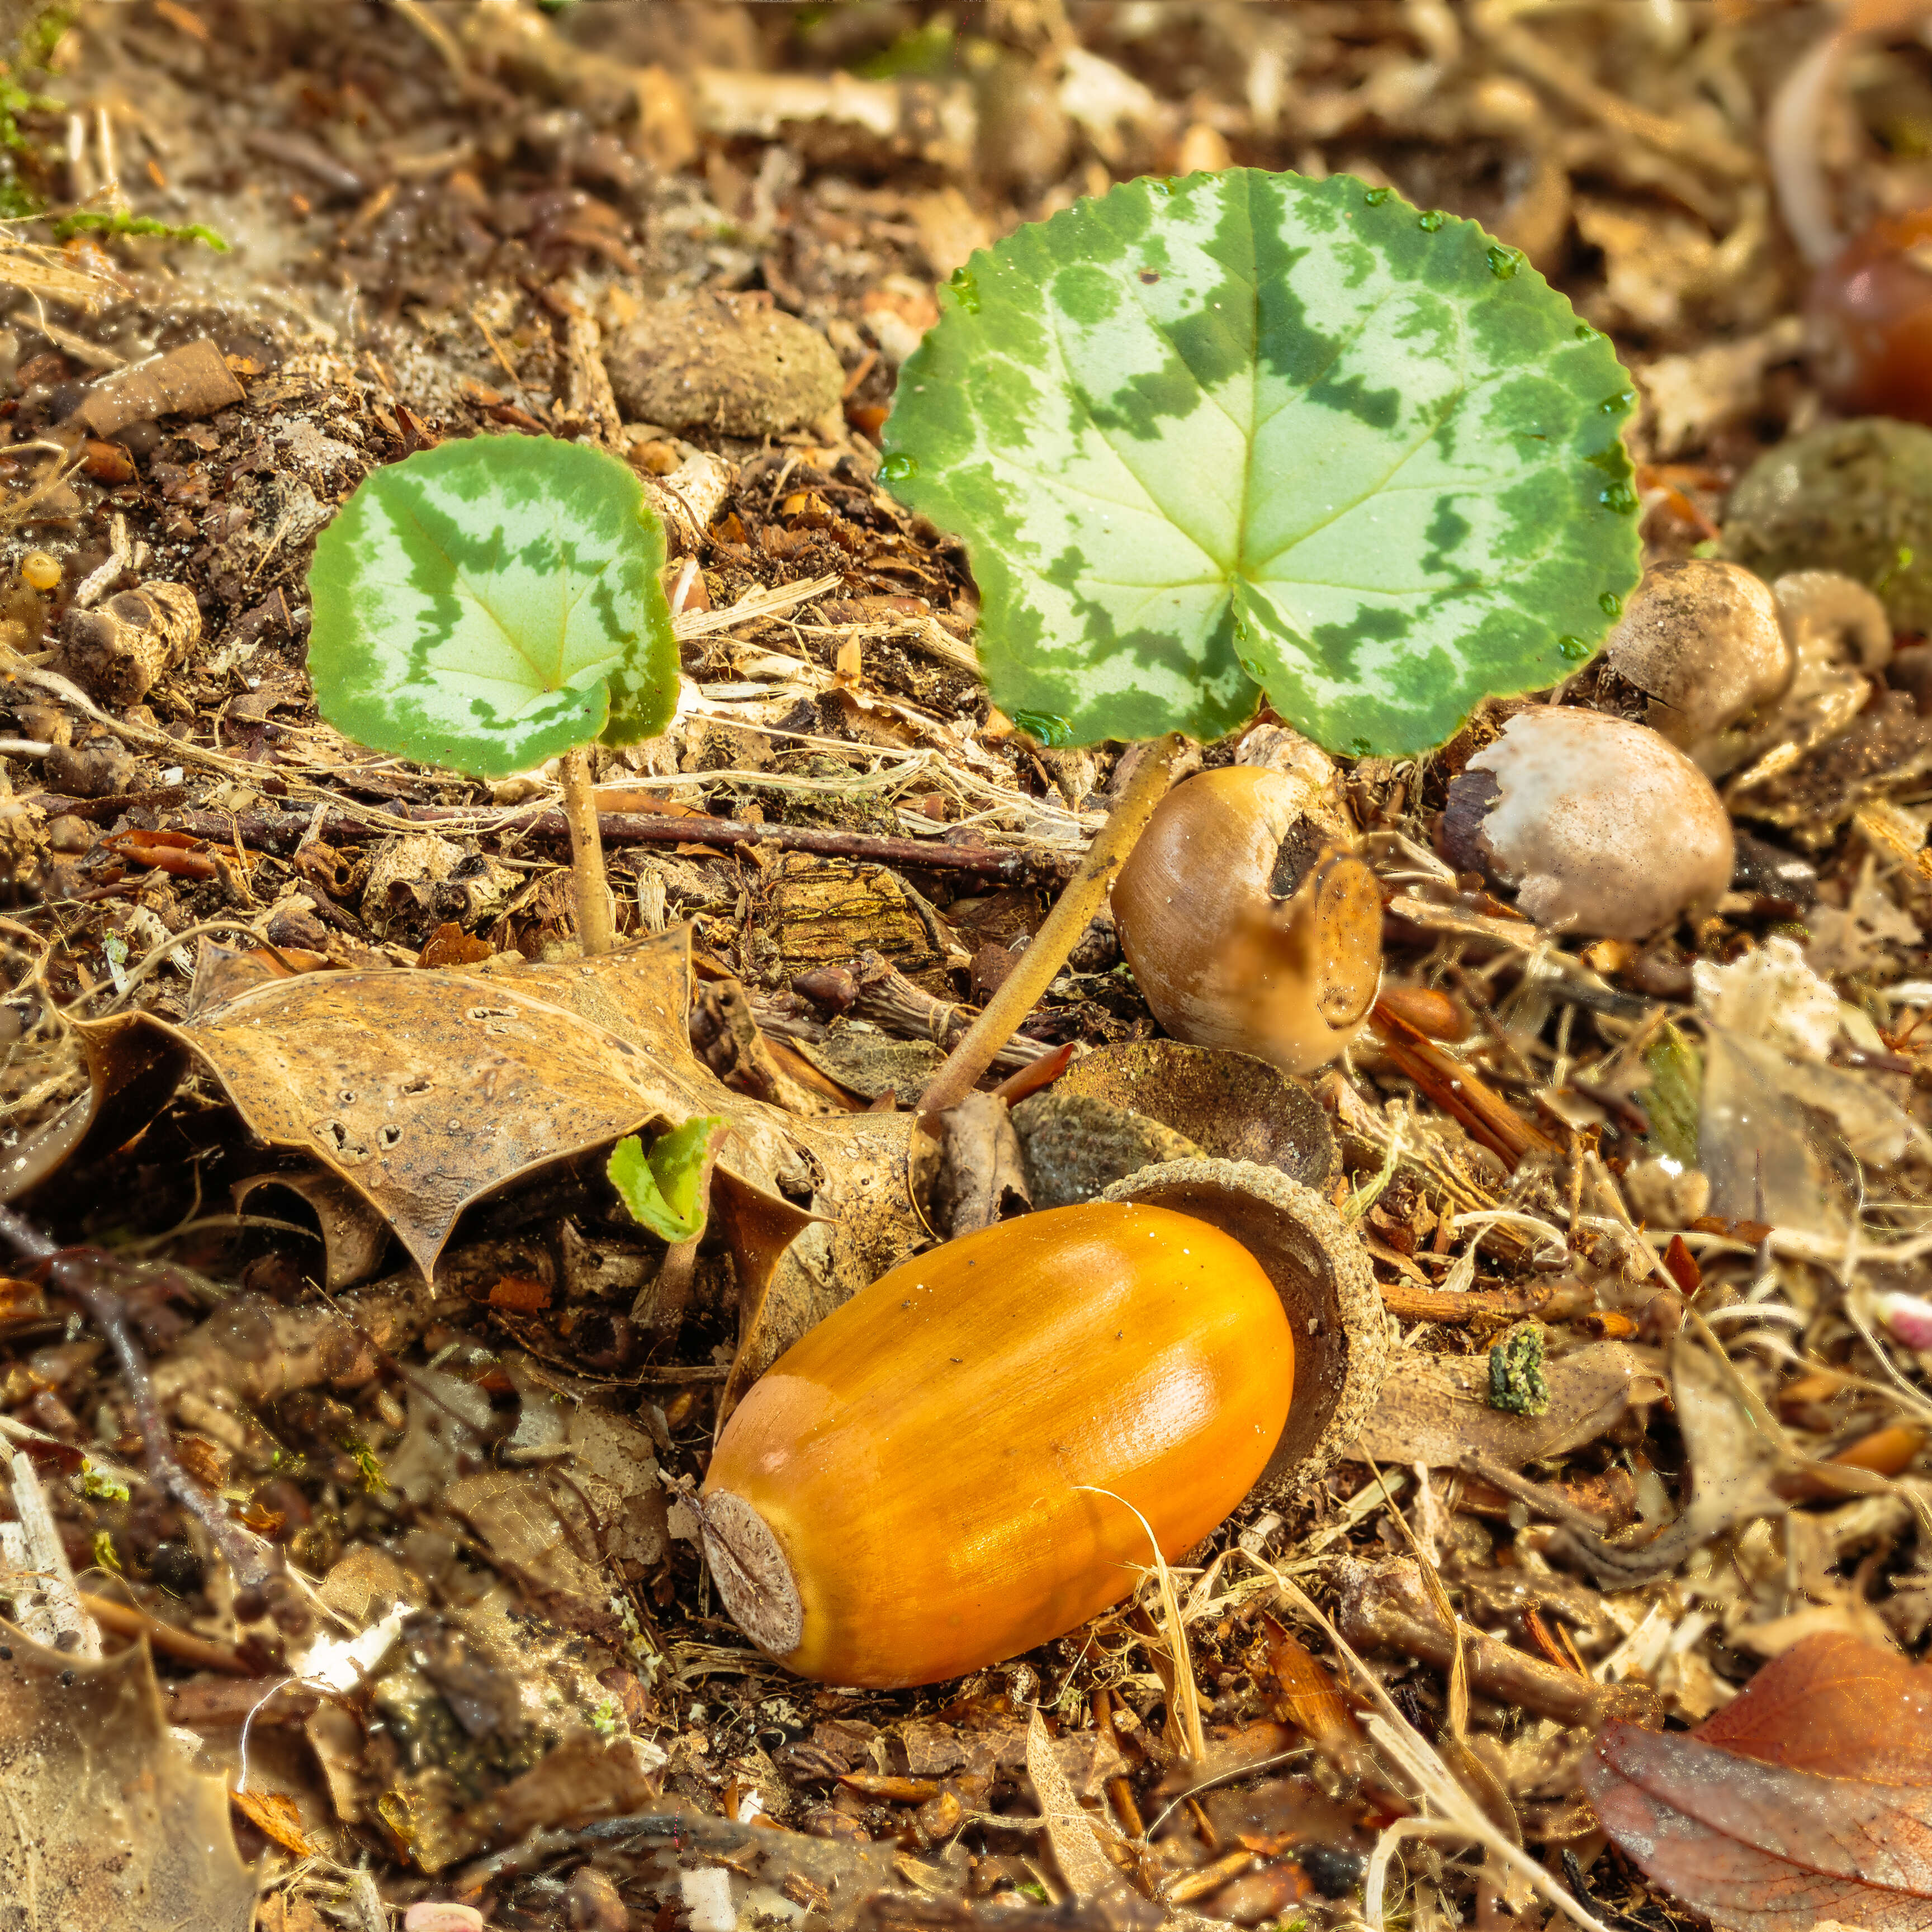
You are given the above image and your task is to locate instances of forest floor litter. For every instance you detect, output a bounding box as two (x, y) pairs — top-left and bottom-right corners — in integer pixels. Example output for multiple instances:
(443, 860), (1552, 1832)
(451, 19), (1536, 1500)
(0, 4), (1930, 1931)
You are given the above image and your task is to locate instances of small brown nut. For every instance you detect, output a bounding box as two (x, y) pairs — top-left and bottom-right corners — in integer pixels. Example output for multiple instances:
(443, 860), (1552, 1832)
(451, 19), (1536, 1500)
(1111, 765), (1380, 1076)
(1441, 707), (1733, 940)
(1595, 559), (1791, 762)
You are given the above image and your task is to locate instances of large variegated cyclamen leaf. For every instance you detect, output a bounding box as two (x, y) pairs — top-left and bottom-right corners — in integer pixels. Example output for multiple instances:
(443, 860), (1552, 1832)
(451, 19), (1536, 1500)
(308, 435), (676, 780)
(881, 168), (1642, 755)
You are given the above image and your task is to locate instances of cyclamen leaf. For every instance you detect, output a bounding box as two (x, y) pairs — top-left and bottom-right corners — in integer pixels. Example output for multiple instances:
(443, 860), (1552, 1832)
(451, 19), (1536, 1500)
(308, 435), (677, 780)
(882, 168), (1641, 755)
(609, 1114), (726, 1242)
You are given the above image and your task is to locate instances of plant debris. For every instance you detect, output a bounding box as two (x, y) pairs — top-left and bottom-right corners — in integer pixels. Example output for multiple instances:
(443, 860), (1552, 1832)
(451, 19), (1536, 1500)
(4, 5), (1932, 1931)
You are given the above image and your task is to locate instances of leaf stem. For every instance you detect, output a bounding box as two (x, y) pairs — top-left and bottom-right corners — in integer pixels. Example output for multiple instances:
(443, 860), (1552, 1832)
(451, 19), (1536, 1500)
(916, 732), (1184, 1123)
(560, 745), (615, 956)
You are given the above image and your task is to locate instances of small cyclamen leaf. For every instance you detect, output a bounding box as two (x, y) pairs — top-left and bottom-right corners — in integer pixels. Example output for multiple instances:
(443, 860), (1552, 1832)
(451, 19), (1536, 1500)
(609, 1115), (726, 1243)
(307, 435), (677, 780)
(881, 168), (1642, 755)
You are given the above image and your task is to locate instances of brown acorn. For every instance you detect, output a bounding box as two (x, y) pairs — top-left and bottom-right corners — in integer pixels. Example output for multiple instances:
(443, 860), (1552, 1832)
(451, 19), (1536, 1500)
(1110, 765), (1381, 1075)
(699, 1200), (1295, 1688)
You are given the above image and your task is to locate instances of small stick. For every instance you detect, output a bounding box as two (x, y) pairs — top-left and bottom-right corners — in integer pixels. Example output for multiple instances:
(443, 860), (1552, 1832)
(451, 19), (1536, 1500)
(918, 733), (1182, 1121)
(1368, 999), (1560, 1171)
(1089, 1687), (1145, 1840)
(0, 1205), (271, 1598)
(1377, 1280), (1552, 1325)
(558, 745), (615, 956)
(1338, 1559), (1655, 1730)
(3, 1447), (99, 1655)
(138, 800), (1058, 880)
(79, 1590), (257, 1674)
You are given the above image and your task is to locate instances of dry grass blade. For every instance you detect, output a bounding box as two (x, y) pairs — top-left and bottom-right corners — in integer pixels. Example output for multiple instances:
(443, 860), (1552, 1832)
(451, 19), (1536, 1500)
(1367, 1452), (1525, 1860)
(671, 572), (842, 642)
(0, 237), (115, 309)
(1268, 1575), (1613, 1932)
(1075, 1483), (1206, 1764)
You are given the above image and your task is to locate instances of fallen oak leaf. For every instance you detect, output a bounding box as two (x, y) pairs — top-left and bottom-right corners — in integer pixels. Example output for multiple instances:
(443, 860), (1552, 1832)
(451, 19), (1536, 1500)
(69, 935), (738, 1276)
(30, 925), (926, 1395)
(0, 1626), (255, 1930)
(1586, 1632), (1932, 1932)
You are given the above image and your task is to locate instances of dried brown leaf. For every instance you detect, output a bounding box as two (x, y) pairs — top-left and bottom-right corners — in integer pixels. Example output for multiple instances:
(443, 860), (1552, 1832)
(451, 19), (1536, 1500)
(1349, 1341), (1668, 1468)
(0, 1628), (254, 1930)
(1026, 1706), (1121, 1901)
(45, 926), (924, 1386)
(229, 1783), (315, 1855)
(1587, 1634), (1932, 1932)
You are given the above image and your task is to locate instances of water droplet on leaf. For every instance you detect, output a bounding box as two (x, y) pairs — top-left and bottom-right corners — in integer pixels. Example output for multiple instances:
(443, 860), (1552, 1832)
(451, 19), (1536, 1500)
(1599, 389), (1636, 414)
(1599, 483), (1639, 513)
(948, 266), (979, 314)
(1486, 245), (1522, 280)
(1418, 211), (1444, 231)
(880, 453), (919, 483)
(1599, 591), (1623, 617)
(1556, 634), (1592, 661)
(1363, 186), (1391, 206)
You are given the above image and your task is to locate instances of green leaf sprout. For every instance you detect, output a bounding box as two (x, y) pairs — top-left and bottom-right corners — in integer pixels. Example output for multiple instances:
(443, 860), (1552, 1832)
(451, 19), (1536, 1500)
(609, 1115), (727, 1243)
(880, 167), (1642, 756)
(307, 434), (679, 956)
(51, 208), (230, 250)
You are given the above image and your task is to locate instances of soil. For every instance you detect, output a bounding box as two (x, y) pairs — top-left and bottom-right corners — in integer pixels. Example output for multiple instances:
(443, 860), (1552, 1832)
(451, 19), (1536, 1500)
(0, 6), (1930, 1931)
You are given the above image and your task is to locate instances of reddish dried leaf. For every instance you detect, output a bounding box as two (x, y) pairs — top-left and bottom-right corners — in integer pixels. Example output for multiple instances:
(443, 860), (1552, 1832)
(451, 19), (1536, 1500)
(418, 921), (493, 968)
(487, 1273), (551, 1312)
(229, 1784), (315, 1855)
(1663, 1233), (1701, 1292)
(105, 828), (219, 879)
(1588, 1634), (1932, 1932)
(1690, 1214), (1774, 1244)
(1696, 1632), (1932, 1786)
(1261, 1614), (1368, 1774)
